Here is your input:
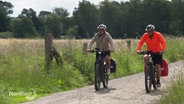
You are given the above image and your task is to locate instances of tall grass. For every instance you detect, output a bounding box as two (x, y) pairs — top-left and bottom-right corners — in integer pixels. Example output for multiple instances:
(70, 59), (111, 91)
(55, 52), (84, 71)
(157, 71), (184, 104)
(164, 36), (184, 62)
(0, 39), (86, 103)
(0, 37), (183, 103)
(156, 36), (184, 104)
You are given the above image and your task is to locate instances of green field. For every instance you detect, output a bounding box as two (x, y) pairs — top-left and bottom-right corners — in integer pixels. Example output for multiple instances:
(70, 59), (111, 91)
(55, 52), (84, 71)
(0, 37), (184, 103)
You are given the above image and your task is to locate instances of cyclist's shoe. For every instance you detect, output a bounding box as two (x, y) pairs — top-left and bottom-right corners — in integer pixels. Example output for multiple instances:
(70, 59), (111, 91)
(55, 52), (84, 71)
(157, 81), (161, 87)
(107, 68), (110, 75)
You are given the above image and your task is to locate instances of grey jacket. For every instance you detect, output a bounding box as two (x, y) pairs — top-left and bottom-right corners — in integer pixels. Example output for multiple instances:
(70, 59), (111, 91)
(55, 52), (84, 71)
(87, 32), (115, 51)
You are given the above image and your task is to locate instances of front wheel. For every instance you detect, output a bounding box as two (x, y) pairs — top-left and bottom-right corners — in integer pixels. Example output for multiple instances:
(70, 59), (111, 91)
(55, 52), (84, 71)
(145, 65), (152, 93)
(102, 64), (109, 88)
(153, 69), (157, 90)
(94, 63), (101, 91)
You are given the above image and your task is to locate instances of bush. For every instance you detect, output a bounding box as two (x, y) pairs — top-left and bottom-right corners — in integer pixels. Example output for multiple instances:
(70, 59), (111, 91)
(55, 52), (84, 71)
(0, 32), (13, 38)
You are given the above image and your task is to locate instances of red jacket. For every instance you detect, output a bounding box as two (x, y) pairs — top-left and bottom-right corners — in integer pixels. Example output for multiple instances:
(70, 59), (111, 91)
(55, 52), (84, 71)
(137, 31), (166, 53)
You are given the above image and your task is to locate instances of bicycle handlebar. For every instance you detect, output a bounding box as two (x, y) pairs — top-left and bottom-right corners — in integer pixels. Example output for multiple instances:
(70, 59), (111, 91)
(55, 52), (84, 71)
(87, 48), (114, 53)
(138, 51), (161, 55)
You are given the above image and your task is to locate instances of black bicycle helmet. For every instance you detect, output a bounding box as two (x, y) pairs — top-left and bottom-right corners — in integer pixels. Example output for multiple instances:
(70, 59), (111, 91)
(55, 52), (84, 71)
(145, 24), (155, 31)
(97, 24), (107, 31)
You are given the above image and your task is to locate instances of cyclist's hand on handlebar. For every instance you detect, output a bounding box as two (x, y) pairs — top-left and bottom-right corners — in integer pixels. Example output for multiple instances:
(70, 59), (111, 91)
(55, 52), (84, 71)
(86, 49), (91, 52)
(136, 50), (141, 54)
(160, 50), (165, 54)
(110, 49), (115, 52)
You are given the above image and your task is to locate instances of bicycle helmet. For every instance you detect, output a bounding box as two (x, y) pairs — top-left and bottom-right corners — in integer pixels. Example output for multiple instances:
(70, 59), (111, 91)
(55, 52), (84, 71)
(97, 24), (107, 31)
(145, 24), (155, 31)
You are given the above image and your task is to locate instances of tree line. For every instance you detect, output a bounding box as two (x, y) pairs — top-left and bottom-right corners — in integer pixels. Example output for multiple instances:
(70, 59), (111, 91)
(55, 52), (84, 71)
(0, 0), (184, 38)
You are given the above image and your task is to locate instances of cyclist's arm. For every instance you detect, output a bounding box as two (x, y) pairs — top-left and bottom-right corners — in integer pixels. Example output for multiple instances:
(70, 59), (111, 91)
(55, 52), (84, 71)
(109, 35), (115, 51)
(87, 34), (97, 50)
(159, 34), (166, 51)
(110, 37), (115, 51)
(137, 34), (146, 52)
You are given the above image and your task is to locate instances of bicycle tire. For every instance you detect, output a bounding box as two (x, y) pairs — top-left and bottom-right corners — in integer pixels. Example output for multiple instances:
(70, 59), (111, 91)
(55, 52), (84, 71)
(94, 63), (101, 91)
(103, 75), (109, 88)
(153, 79), (157, 90)
(153, 69), (157, 90)
(145, 64), (152, 93)
(102, 64), (108, 88)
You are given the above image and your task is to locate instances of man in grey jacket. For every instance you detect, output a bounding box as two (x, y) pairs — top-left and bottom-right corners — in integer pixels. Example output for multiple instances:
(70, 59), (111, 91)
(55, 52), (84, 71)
(87, 24), (115, 75)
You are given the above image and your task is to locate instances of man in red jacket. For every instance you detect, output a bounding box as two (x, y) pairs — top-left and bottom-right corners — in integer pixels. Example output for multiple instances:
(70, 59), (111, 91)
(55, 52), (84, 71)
(137, 24), (166, 87)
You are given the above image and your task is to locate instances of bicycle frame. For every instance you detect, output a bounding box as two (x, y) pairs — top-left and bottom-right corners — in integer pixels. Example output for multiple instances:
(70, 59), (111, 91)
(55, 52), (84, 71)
(139, 51), (157, 93)
(95, 48), (106, 80)
(89, 48), (108, 91)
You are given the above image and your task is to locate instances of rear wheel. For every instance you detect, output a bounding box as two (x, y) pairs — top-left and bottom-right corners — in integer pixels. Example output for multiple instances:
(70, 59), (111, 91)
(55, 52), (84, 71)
(103, 75), (109, 88)
(94, 63), (101, 91)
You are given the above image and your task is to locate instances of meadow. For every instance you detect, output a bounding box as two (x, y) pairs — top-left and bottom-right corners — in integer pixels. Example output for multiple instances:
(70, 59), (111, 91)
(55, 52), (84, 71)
(157, 72), (184, 104)
(0, 36), (184, 103)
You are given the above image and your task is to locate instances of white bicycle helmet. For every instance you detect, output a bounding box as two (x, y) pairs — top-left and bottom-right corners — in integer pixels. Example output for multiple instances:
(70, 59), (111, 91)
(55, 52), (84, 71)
(145, 24), (155, 31)
(97, 24), (107, 31)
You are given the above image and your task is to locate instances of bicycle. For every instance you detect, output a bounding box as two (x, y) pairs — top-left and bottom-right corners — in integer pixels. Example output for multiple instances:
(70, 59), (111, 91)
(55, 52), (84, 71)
(139, 51), (159, 93)
(88, 48), (109, 91)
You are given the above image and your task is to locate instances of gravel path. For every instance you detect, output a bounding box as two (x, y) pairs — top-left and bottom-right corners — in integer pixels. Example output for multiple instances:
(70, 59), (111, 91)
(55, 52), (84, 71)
(22, 60), (184, 104)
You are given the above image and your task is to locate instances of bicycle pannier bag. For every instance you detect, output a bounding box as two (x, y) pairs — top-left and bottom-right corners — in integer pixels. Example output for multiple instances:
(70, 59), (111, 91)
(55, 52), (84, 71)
(161, 59), (168, 76)
(110, 59), (116, 73)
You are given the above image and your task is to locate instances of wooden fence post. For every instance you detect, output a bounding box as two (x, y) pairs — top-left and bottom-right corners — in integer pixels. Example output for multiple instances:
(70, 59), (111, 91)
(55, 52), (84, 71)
(53, 46), (62, 65)
(126, 40), (131, 51)
(45, 33), (62, 69)
(83, 43), (88, 54)
(45, 33), (53, 69)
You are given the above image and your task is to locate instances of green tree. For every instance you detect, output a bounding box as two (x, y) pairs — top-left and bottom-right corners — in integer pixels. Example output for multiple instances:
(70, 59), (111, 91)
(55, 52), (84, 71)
(67, 25), (79, 38)
(169, 0), (184, 35)
(73, 0), (99, 38)
(19, 8), (43, 35)
(44, 13), (62, 38)
(0, 1), (13, 32)
(99, 0), (121, 38)
(38, 11), (52, 36)
(118, 0), (144, 38)
(53, 7), (69, 35)
(142, 0), (171, 33)
(38, 11), (52, 17)
(3, 0), (184, 38)
(10, 18), (37, 38)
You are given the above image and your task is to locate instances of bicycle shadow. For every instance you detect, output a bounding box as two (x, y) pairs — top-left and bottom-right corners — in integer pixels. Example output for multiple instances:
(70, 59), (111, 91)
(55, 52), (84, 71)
(95, 87), (117, 94)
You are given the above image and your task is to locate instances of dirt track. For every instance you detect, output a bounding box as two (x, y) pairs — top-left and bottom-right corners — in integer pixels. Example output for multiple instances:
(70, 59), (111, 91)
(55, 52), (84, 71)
(23, 60), (184, 104)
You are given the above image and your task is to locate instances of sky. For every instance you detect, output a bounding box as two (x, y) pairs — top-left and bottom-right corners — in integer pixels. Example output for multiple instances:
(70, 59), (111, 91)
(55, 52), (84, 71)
(5, 0), (128, 17)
